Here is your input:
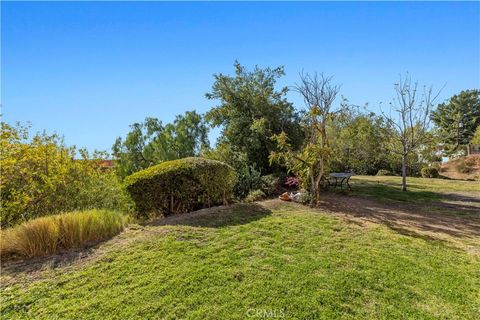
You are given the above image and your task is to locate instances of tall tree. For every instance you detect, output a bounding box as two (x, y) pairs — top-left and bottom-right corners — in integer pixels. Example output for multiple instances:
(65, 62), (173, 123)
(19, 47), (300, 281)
(270, 72), (341, 206)
(382, 75), (441, 192)
(431, 89), (480, 155)
(205, 61), (302, 173)
(112, 111), (209, 179)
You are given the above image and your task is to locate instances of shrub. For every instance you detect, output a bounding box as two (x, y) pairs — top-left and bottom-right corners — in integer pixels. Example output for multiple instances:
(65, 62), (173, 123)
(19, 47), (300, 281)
(0, 210), (127, 259)
(421, 167), (439, 178)
(57, 210), (127, 249)
(376, 169), (392, 176)
(1, 122), (132, 227)
(465, 156), (479, 167)
(233, 164), (262, 199)
(456, 159), (470, 174)
(431, 162), (442, 171)
(260, 173), (285, 196)
(284, 176), (300, 189)
(124, 157), (236, 218)
(202, 146), (261, 199)
(299, 191), (312, 205)
(245, 189), (266, 203)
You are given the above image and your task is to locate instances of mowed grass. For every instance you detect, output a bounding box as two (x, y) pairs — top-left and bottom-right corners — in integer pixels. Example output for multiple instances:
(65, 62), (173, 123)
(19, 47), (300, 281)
(2, 202), (479, 319)
(350, 175), (479, 202)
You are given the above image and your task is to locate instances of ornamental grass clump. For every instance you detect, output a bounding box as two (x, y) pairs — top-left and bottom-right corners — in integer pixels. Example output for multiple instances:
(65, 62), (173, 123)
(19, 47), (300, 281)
(0, 209), (127, 259)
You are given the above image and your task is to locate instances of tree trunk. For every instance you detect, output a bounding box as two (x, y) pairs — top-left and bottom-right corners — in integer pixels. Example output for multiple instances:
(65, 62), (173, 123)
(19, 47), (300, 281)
(315, 158), (324, 205)
(309, 167), (317, 207)
(401, 153), (407, 192)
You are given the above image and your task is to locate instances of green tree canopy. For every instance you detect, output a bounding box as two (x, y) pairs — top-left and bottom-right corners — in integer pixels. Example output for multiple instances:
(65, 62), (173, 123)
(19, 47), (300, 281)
(205, 61), (302, 173)
(471, 126), (480, 145)
(328, 109), (391, 175)
(431, 89), (480, 155)
(112, 111), (209, 179)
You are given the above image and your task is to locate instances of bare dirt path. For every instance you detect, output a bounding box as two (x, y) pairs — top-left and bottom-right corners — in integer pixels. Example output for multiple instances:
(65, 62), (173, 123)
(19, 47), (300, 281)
(309, 191), (480, 254)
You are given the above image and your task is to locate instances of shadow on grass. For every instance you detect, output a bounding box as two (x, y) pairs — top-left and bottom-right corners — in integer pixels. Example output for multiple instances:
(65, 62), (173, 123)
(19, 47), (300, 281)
(349, 180), (443, 202)
(147, 203), (272, 228)
(347, 180), (480, 213)
(318, 192), (480, 240)
(1, 243), (102, 281)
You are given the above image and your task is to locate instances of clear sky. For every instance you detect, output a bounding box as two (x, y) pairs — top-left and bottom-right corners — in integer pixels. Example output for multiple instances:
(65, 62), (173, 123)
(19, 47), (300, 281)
(2, 1), (479, 153)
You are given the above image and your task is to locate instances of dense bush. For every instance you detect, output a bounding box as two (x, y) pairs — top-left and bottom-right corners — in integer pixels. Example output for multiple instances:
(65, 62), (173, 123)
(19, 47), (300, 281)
(233, 163), (262, 199)
(1, 122), (132, 227)
(245, 189), (266, 203)
(421, 167), (440, 178)
(465, 156), (479, 167)
(0, 210), (127, 259)
(260, 173), (285, 196)
(376, 169), (392, 176)
(124, 157), (236, 218)
(299, 191), (312, 205)
(456, 159), (470, 174)
(202, 145), (263, 199)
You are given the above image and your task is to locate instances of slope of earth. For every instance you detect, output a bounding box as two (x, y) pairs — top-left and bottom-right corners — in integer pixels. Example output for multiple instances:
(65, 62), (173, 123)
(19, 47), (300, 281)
(2, 190), (479, 319)
(440, 154), (480, 180)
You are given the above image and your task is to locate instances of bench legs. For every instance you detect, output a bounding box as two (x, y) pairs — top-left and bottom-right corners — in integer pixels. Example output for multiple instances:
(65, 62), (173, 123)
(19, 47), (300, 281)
(330, 177), (352, 191)
(346, 177), (352, 191)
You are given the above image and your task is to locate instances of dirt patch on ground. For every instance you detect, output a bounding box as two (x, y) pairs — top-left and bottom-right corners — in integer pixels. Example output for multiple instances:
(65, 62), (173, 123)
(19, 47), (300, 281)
(313, 191), (480, 253)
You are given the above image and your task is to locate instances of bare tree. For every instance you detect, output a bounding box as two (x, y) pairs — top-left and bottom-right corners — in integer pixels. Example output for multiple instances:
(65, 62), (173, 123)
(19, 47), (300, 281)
(382, 75), (442, 192)
(294, 72), (341, 205)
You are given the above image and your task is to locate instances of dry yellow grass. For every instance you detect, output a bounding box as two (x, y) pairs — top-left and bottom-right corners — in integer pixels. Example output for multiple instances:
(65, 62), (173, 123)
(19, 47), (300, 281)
(1, 210), (127, 259)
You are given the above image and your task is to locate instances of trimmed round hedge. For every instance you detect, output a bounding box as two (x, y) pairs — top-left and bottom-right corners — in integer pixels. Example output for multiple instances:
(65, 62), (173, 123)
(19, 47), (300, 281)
(421, 167), (439, 178)
(124, 157), (236, 218)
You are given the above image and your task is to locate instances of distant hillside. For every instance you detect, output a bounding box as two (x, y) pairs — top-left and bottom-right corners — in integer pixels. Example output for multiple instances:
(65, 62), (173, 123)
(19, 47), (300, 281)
(440, 155), (480, 181)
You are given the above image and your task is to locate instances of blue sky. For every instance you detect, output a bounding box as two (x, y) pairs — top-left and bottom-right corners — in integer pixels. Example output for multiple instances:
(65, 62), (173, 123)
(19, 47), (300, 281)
(2, 1), (479, 152)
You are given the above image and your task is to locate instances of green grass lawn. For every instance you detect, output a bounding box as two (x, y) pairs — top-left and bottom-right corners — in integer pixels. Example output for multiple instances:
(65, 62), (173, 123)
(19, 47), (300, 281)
(350, 175), (479, 202)
(2, 199), (479, 319)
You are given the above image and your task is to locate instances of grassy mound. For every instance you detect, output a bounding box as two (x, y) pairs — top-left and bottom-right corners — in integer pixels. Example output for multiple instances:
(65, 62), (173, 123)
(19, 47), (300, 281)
(1, 200), (478, 319)
(440, 155), (480, 180)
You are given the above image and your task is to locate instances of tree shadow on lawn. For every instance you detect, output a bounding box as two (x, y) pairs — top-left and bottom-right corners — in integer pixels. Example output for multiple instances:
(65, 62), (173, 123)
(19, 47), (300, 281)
(146, 202), (272, 228)
(349, 180), (480, 211)
(318, 192), (480, 241)
(1, 242), (104, 284)
(349, 180), (443, 202)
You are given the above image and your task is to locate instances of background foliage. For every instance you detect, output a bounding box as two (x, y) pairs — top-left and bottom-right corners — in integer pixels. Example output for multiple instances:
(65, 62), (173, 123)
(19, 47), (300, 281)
(431, 89), (480, 155)
(205, 61), (303, 174)
(1, 122), (131, 227)
(112, 111), (209, 179)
